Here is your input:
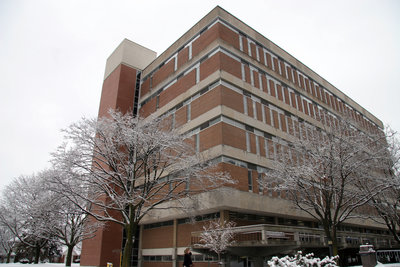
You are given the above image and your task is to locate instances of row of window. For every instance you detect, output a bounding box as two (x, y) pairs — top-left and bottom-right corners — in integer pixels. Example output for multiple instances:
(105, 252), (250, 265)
(153, 77), (310, 154)
(143, 52), (376, 165)
(141, 18), (378, 135)
(228, 211), (390, 236)
(142, 254), (218, 262)
(236, 27), (378, 133)
(144, 210), (389, 236)
(143, 212), (220, 229)
(139, 46), (220, 109)
(141, 17), (223, 83)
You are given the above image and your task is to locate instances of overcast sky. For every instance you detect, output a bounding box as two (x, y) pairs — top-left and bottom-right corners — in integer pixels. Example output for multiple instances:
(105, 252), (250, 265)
(0, 0), (399, 191)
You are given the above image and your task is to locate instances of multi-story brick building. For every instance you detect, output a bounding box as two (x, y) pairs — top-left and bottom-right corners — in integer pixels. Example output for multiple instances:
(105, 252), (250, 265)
(80, 6), (393, 267)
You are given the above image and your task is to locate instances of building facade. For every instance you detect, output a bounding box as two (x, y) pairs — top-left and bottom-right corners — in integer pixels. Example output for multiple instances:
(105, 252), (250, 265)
(80, 6), (393, 267)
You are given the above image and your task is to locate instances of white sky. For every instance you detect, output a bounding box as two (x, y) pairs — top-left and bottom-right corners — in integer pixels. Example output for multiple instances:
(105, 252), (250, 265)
(0, 0), (399, 191)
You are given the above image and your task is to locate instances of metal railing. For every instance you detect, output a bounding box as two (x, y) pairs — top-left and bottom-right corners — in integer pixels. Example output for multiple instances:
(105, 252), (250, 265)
(191, 223), (396, 249)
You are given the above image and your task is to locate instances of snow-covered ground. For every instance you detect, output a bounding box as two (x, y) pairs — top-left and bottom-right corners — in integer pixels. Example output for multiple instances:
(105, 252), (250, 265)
(2, 262), (400, 267)
(0, 264), (80, 267)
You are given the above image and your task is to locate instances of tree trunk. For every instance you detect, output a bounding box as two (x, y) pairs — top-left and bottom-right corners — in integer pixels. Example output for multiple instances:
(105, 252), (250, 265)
(121, 222), (137, 267)
(330, 227), (339, 256)
(331, 239), (338, 257)
(323, 222), (339, 256)
(34, 245), (40, 264)
(65, 245), (74, 267)
(386, 219), (400, 243)
(6, 249), (12, 263)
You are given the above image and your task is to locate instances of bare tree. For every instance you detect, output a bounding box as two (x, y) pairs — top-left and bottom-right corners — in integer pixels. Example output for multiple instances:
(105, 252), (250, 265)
(362, 128), (400, 243)
(51, 110), (234, 267)
(0, 225), (17, 263)
(260, 113), (390, 255)
(198, 220), (236, 262)
(0, 175), (53, 263)
(42, 169), (100, 267)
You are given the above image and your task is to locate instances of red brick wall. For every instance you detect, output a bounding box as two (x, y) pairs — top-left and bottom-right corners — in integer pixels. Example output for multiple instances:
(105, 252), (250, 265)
(177, 46), (189, 69)
(192, 24), (220, 57)
(141, 77), (151, 96)
(249, 42), (257, 61)
(159, 69), (196, 108)
(220, 53), (242, 79)
(276, 84), (283, 101)
(152, 59), (175, 88)
(177, 221), (206, 247)
(81, 221), (123, 267)
(221, 122), (246, 150)
(139, 96), (157, 118)
(221, 85), (244, 113)
(264, 106), (272, 126)
(98, 64), (137, 117)
(175, 105), (188, 128)
(283, 87), (290, 105)
(142, 226), (174, 249)
(200, 52), (221, 81)
(248, 132), (256, 154)
(191, 85), (222, 119)
(200, 123), (223, 151)
(279, 60), (286, 78)
(219, 24), (240, 50)
(82, 64), (138, 267)
(221, 163), (248, 191)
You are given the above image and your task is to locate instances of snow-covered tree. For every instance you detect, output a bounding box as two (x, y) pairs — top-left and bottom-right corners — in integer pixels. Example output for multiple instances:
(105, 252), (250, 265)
(198, 220), (236, 262)
(0, 225), (17, 263)
(267, 251), (339, 267)
(260, 113), (390, 255)
(362, 128), (400, 243)
(0, 175), (53, 263)
(42, 169), (100, 267)
(51, 110), (234, 267)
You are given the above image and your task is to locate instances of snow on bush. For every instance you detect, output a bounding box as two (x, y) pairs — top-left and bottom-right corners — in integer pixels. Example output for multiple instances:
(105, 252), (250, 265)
(267, 251), (339, 267)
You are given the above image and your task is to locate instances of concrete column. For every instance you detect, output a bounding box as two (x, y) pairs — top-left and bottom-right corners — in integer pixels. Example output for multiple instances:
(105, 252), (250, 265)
(294, 232), (300, 245)
(138, 225), (143, 267)
(172, 219), (178, 267)
(220, 210), (230, 223)
(261, 229), (266, 241)
(254, 256), (264, 267)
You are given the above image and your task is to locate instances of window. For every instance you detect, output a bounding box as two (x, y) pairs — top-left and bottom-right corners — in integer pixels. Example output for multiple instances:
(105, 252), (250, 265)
(252, 101), (257, 120)
(243, 95), (248, 115)
(187, 103), (191, 121)
(241, 63), (246, 81)
(255, 46), (260, 61)
(246, 132), (250, 152)
(258, 173), (263, 195)
(250, 68), (254, 86)
(247, 39), (252, 57)
(261, 104), (266, 123)
(255, 135), (260, 156)
(264, 139), (269, 159)
(174, 55), (178, 71)
(188, 44), (192, 60)
(171, 112), (176, 128)
(195, 133), (200, 152)
(196, 65), (200, 83)
(248, 170), (253, 192)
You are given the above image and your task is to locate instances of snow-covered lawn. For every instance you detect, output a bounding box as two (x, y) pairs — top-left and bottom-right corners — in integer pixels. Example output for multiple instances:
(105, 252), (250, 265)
(0, 264), (80, 267)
